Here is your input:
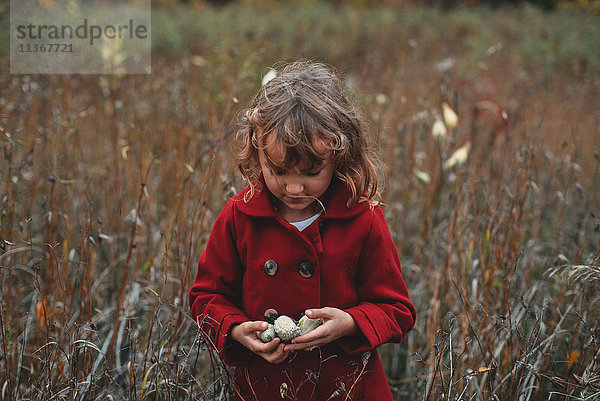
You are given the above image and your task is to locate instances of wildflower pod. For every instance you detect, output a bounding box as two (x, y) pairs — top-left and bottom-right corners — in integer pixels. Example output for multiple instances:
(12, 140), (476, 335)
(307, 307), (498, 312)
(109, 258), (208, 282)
(258, 324), (277, 343)
(442, 102), (458, 128)
(273, 315), (301, 341)
(444, 142), (471, 170)
(298, 315), (323, 335)
(431, 117), (447, 138)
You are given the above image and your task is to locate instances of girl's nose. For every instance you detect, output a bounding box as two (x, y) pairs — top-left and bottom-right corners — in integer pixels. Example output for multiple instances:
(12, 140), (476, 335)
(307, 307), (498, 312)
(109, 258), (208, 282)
(285, 179), (304, 195)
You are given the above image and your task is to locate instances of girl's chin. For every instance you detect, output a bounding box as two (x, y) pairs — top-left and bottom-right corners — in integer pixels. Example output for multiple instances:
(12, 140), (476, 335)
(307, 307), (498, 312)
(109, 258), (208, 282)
(282, 202), (311, 212)
(285, 197), (311, 205)
(278, 198), (315, 216)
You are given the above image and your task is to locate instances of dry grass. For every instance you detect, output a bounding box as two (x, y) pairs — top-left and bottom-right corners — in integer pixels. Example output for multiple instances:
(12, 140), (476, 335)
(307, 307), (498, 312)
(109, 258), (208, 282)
(0, 2), (599, 400)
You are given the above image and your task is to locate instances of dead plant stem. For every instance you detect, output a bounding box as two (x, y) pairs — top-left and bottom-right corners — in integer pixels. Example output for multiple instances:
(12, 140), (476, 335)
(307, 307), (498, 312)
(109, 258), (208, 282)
(107, 161), (154, 368)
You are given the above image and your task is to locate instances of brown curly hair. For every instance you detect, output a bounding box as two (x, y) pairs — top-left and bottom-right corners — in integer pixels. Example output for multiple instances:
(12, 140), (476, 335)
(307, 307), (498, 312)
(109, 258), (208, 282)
(236, 60), (381, 208)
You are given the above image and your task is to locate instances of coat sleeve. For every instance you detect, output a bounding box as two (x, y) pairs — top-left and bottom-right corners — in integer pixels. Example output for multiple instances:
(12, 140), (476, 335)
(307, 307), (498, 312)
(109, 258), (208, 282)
(340, 206), (416, 353)
(188, 201), (251, 365)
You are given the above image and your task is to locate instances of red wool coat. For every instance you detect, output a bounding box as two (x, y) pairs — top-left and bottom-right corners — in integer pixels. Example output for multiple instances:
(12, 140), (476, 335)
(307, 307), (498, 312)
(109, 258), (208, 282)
(189, 178), (416, 401)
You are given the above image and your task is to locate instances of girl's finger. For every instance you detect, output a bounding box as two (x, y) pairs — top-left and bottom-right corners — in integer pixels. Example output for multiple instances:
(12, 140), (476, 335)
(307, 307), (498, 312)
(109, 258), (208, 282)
(256, 337), (281, 352)
(305, 308), (325, 319)
(285, 340), (321, 352)
(246, 321), (268, 332)
(261, 343), (288, 363)
(290, 328), (324, 344)
(306, 307), (338, 319)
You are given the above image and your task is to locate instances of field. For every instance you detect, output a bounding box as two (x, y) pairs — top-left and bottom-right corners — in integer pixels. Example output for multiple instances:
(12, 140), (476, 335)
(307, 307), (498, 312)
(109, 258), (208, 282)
(1, 2), (600, 400)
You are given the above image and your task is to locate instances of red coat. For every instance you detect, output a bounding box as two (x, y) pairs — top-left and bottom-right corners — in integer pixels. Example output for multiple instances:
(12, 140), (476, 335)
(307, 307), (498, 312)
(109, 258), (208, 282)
(189, 178), (416, 401)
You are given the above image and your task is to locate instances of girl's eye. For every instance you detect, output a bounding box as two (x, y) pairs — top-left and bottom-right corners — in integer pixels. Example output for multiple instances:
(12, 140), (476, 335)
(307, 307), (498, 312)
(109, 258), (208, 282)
(269, 167), (321, 176)
(305, 170), (322, 177)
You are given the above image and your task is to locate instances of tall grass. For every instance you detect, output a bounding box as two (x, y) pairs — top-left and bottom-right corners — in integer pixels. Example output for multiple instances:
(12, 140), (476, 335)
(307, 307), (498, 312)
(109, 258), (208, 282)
(0, 2), (599, 400)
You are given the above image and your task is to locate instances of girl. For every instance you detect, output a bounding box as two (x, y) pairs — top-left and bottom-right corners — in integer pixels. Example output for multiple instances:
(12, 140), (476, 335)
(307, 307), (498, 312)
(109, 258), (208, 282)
(189, 61), (416, 401)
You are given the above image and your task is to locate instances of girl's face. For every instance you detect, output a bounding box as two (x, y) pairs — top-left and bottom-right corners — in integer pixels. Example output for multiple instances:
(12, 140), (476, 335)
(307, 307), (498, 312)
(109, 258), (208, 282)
(258, 134), (334, 222)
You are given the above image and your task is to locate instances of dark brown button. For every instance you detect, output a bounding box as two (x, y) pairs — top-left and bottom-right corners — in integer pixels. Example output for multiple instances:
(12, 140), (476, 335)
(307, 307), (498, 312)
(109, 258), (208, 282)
(298, 261), (314, 278)
(264, 308), (279, 324)
(264, 260), (278, 276)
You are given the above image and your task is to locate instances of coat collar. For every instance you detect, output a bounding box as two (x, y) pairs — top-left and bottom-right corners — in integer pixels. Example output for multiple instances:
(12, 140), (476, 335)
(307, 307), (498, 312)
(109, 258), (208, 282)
(233, 176), (369, 220)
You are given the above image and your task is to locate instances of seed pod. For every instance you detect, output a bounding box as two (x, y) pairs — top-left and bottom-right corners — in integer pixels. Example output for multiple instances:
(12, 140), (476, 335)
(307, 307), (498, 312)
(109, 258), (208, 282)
(258, 324), (276, 343)
(273, 315), (301, 341)
(298, 315), (323, 335)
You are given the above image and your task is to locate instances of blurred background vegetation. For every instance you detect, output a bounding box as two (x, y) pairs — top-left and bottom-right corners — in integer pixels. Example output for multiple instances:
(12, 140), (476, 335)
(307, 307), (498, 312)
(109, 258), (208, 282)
(158, 0), (600, 12)
(0, 0), (599, 400)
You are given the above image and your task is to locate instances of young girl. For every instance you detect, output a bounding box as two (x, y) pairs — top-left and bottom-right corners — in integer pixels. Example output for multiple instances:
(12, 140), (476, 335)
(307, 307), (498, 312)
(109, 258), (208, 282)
(189, 61), (416, 401)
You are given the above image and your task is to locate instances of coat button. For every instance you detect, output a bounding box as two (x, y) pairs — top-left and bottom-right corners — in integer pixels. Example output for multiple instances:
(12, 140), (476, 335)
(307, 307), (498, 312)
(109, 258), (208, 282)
(298, 261), (314, 278)
(264, 260), (278, 276)
(264, 308), (279, 324)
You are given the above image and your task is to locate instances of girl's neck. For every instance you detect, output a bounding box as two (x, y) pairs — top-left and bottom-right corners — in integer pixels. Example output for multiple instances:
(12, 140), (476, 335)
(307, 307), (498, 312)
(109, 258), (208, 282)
(275, 199), (324, 222)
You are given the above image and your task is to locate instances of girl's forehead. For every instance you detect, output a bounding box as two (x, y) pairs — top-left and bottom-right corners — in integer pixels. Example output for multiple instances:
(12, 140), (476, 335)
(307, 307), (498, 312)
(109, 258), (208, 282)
(262, 134), (286, 162)
(261, 132), (331, 167)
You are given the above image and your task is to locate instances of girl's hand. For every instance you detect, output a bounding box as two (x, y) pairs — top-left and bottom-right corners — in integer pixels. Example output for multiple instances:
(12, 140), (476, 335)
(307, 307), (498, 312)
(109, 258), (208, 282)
(231, 321), (289, 364)
(284, 307), (358, 352)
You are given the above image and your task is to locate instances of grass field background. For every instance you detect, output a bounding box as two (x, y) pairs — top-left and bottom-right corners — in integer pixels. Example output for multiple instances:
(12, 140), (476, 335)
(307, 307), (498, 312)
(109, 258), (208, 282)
(0, 2), (599, 399)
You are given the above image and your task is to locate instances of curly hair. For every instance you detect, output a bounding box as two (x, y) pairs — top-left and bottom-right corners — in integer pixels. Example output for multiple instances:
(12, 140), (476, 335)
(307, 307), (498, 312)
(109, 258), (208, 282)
(236, 60), (381, 208)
